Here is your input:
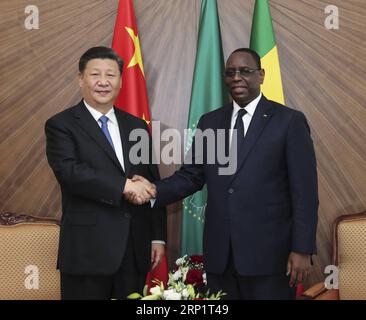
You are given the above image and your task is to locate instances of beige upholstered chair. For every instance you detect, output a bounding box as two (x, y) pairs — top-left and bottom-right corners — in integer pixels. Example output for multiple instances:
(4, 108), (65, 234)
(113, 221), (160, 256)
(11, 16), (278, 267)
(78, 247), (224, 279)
(0, 212), (60, 300)
(303, 212), (366, 300)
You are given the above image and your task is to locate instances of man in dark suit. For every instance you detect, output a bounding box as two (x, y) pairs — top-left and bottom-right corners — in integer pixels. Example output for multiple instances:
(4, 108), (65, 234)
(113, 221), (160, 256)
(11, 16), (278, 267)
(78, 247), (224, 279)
(131, 48), (318, 299)
(45, 46), (166, 300)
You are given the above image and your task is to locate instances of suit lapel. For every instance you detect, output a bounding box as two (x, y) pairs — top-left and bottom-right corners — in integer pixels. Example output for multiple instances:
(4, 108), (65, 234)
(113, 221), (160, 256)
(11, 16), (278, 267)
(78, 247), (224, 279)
(219, 103), (234, 159)
(228, 96), (274, 184)
(214, 103), (235, 185)
(73, 101), (124, 174)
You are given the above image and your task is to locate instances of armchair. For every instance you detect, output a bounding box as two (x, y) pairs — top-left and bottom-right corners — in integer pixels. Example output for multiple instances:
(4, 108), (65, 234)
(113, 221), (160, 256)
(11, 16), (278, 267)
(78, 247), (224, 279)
(302, 212), (366, 300)
(0, 212), (60, 300)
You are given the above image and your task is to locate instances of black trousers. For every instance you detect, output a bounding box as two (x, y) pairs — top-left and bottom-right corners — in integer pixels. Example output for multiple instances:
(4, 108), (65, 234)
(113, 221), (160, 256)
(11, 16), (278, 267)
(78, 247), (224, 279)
(60, 233), (146, 300)
(206, 245), (296, 300)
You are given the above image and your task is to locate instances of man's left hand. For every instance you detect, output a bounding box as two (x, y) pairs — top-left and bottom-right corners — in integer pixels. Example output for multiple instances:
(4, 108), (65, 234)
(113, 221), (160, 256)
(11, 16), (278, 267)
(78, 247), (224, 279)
(287, 252), (312, 287)
(151, 243), (165, 270)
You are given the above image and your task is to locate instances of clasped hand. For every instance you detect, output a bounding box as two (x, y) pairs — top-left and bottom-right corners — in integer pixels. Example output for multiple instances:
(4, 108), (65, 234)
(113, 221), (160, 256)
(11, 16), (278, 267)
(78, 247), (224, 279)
(123, 175), (156, 205)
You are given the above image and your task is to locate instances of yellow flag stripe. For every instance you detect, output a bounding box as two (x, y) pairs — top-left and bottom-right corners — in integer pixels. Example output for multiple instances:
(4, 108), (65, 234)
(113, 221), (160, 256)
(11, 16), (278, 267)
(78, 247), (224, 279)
(260, 46), (285, 105)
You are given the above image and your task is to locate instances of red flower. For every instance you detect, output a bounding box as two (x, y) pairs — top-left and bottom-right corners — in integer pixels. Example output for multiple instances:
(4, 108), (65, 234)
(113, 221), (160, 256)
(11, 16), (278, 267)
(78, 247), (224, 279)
(185, 269), (204, 287)
(190, 255), (204, 264)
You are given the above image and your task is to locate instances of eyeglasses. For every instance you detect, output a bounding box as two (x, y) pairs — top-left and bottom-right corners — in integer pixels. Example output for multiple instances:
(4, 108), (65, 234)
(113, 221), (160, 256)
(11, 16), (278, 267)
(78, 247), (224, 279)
(224, 68), (260, 78)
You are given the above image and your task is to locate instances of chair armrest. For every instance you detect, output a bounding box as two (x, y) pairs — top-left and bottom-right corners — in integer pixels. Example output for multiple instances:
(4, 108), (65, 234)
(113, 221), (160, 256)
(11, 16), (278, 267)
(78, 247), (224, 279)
(302, 282), (327, 299)
(314, 289), (339, 300)
(302, 282), (339, 300)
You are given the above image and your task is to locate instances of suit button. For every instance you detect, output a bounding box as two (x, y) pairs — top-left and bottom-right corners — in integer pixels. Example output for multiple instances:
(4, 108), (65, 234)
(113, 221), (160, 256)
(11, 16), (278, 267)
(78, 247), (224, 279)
(101, 199), (113, 205)
(124, 212), (131, 218)
(228, 188), (234, 194)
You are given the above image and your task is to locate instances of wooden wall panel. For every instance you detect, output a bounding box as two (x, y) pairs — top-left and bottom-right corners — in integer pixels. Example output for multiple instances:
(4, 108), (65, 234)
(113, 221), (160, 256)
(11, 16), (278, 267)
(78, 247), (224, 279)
(0, 0), (118, 221)
(134, 0), (200, 262)
(0, 0), (365, 287)
(270, 0), (366, 284)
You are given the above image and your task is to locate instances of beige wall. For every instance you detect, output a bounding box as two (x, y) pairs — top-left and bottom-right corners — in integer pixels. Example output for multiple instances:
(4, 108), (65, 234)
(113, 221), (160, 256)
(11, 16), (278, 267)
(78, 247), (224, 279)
(1, 0), (365, 287)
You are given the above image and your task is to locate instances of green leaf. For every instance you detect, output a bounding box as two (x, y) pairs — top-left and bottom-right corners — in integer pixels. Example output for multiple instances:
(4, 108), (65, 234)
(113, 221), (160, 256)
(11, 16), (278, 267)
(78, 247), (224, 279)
(127, 293), (142, 300)
(141, 295), (160, 300)
(143, 285), (148, 297)
(187, 284), (195, 298)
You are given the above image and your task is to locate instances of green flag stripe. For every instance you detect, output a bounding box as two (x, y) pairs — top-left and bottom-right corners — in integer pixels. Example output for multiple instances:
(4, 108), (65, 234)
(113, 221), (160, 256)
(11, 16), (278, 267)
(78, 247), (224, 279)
(187, 1), (227, 126)
(181, 0), (228, 256)
(249, 0), (276, 58)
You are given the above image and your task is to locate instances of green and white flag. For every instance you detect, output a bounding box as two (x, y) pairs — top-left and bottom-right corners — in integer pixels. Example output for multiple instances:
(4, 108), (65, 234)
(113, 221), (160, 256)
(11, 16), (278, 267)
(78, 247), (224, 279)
(181, 0), (229, 255)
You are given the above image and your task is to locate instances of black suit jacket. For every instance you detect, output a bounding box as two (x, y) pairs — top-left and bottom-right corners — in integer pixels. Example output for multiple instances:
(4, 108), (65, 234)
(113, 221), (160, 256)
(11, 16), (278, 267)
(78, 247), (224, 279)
(45, 100), (166, 275)
(155, 96), (318, 276)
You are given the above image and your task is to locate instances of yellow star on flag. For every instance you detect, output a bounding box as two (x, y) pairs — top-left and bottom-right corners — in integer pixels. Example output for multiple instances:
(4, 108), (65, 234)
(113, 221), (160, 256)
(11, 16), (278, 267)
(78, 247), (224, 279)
(141, 113), (150, 125)
(125, 27), (145, 76)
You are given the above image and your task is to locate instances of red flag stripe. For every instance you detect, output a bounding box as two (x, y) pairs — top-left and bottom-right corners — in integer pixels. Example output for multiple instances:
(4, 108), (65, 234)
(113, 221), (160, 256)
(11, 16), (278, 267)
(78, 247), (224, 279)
(111, 0), (167, 291)
(111, 0), (150, 124)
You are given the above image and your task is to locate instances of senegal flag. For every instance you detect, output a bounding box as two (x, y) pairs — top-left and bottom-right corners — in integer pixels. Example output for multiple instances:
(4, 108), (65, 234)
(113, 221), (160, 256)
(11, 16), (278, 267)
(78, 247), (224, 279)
(250, 0), (285, 104)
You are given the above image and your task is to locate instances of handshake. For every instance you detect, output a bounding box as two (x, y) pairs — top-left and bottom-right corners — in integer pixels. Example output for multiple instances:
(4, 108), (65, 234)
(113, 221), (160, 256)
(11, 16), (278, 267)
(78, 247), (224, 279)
(123, 175), (157, 205)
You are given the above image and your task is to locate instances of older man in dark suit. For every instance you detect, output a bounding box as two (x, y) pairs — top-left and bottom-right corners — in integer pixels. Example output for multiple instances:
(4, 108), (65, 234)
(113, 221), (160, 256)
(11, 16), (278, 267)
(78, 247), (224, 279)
(45, 46), (166, 300)
(131, 48), (318, 300)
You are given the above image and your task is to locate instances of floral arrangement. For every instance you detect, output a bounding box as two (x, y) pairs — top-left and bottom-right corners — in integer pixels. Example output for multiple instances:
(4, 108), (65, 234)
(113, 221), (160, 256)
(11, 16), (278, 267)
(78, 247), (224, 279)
(128, 255), (225, 300)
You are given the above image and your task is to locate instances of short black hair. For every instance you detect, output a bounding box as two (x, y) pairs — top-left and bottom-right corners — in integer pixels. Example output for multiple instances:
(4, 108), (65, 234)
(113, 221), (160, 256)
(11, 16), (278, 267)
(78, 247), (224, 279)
(229, 48), (261, 69)
(79, 46), (124, 74)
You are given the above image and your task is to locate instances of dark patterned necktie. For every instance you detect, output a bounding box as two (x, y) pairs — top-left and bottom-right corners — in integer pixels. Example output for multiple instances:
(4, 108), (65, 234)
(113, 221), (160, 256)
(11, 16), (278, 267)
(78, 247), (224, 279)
(231, 108), (247, 157)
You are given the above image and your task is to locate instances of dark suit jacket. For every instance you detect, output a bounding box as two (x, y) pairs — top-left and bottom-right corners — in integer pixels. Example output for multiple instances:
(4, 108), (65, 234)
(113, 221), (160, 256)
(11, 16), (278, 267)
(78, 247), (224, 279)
(45, 100), (166, 276)
(155, 95), (318, 276)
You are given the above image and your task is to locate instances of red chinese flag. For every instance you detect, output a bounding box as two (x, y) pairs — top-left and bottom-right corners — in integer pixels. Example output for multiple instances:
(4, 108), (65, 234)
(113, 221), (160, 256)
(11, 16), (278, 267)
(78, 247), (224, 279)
(111, 0), (168, 291)
(112, 0), (150, 126)
(146, 255), (169, 293)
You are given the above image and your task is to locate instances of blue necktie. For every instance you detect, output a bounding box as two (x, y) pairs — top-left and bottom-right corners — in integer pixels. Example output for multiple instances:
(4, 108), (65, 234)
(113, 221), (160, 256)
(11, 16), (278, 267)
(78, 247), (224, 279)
(99, 115), (115, 151)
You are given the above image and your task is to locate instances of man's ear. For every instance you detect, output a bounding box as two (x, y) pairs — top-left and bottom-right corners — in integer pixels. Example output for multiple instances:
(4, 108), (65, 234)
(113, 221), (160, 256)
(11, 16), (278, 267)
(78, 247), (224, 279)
(78, 72), (83, 88)
(259, 68), (265, 85)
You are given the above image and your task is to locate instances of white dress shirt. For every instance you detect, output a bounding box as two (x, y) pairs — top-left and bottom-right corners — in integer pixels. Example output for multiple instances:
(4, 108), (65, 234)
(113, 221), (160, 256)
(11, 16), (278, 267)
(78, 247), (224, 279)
(84, 100), (125, 171)
(84, 100), (165, 246)
(230, 93), (262, 145)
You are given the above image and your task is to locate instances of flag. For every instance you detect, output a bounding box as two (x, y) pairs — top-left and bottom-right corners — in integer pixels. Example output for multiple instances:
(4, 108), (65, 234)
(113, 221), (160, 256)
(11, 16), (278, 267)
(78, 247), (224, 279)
(250, 0), (285, 104)
(250, 0), (298, 293)
(112, 0), (151, 125)
(111, 0), (168, 290)
(181, 0), (229, 256)
(145, 255), (169, 293)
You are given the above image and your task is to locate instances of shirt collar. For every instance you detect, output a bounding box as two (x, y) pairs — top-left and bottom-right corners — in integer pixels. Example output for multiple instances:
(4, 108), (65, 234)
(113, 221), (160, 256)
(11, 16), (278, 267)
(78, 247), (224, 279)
(83, 100), (117, 125)
(232, 92), (262, 117)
